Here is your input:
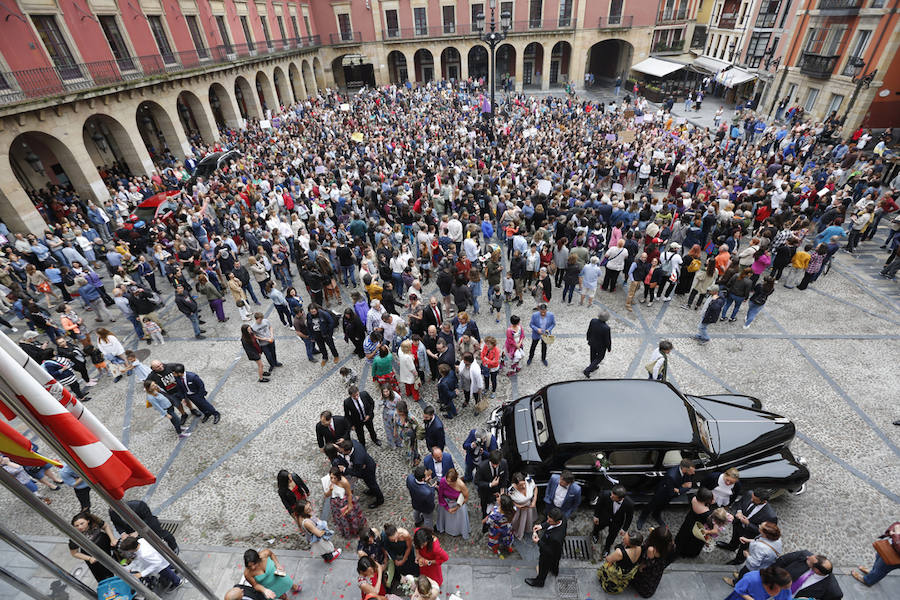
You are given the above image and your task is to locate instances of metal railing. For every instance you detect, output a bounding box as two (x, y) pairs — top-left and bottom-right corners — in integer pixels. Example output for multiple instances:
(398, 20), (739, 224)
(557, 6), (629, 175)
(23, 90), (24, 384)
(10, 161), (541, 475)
(0, 36), (321, 105)
(599, 15), (633, 28)
(330, 31), (362, 44)
(799, 53), (839, 78)
(380, 18), (583, 41)
(717, 13), (738, 29)
(818, 0), (862, 9)
(653, 39), (686, 54)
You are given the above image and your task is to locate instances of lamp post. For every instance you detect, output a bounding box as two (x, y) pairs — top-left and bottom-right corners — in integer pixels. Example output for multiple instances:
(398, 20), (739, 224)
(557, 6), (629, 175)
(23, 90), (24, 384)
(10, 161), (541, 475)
(474, 1), (511, 131)
(842, 57), (877, 127)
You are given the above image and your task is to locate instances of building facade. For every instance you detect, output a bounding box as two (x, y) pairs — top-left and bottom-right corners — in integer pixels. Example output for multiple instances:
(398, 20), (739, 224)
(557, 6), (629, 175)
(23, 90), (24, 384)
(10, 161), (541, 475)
(0, 0), (669, 234)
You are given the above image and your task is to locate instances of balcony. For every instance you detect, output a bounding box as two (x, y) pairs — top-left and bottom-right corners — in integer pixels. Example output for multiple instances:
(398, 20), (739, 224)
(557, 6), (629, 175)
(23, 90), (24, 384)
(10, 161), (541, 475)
(717, 13), (738, 29)
(330, 31), (361, 44)
(598, 15), (634, 29)
(799, 53), (839, 78)
(657, 9), (690, 24)
(0, 36), (321, 106)
(754, 13), (778, 28)
(818, 0), (862, 9)
(380, 19), (579, 41)
(653, 39), (686, 55)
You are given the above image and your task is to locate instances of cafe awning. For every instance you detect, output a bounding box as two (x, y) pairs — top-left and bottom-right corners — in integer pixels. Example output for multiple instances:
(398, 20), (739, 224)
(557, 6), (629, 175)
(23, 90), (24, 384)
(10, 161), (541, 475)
(716, 67), (757, 88)
(630, 57), (685, 78)
(692, 56), (731, 74)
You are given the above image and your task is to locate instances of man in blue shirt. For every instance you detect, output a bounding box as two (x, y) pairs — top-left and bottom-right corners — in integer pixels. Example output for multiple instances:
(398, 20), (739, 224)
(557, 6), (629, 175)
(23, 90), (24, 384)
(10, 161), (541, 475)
(527, 304), (556, 367)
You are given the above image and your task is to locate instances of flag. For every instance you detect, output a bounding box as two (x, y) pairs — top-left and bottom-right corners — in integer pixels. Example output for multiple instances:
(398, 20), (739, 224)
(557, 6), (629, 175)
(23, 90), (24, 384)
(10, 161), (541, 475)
(0, 334), (155, 498)
(0, 420), (61, 467)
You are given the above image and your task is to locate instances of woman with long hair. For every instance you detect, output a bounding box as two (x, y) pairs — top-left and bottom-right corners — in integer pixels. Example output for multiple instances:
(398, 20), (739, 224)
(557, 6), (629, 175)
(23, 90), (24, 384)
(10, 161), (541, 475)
(684, 258), (718, 310)
(675, 244), (703, 295)
(742, 276), (776, 329)
(68, 511), (118, 582)
(342, 308), (367, 358)
(598, 531), (644, 594)
(294, 501), (341, 563)
(413, 527), (448, 586)
(276, 469), (309, 516)
(379, 384), (402, 449)
(96, 327), (130, 382)
(242, 548), (301, 599)
(240, 324), (271, 382)
(326, 466), (366, 538)
(631, 526), (675, 597)
(501, 315), (525, 376)
(674, 487), (714, 558)
(483, 494), (516, 555)
(196, 272), (227, 322)
(393, 400), (420, 467)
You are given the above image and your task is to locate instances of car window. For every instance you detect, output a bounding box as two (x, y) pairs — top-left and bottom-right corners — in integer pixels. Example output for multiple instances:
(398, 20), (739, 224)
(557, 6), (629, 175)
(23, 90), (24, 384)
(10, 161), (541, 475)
(607, 450), (659, 468)
(563, 452), (597, 470)
(532, 396), (550, 446)
(694, 413), (713, 453)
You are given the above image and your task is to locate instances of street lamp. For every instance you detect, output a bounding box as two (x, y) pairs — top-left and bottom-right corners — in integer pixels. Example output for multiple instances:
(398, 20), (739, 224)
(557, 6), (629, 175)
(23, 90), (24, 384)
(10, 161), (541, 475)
(842, 57), (877, 124)
(475, 0), (511, 132)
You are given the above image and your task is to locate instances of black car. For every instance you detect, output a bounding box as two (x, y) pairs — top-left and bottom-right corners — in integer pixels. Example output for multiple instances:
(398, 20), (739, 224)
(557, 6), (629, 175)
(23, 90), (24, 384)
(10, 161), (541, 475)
(486, 379), (809, 503)
(183, 148), (241, 191)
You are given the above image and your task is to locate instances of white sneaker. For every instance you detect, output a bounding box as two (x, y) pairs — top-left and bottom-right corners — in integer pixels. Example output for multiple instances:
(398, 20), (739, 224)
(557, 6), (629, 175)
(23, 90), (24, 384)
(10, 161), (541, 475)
(85, 380), (98, 387)
(10, 327), (18, 332)
(179, 431), (192, 439)
(663, 296), (672, 302)
(742, 324), (750, 329)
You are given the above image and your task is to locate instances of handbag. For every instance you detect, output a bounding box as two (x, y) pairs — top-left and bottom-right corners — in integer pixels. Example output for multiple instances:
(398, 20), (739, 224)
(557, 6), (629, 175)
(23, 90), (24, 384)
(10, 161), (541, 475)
(541, 333), (555, 345)
(37, 281), (52, 294)
(873, 539), (900, 566)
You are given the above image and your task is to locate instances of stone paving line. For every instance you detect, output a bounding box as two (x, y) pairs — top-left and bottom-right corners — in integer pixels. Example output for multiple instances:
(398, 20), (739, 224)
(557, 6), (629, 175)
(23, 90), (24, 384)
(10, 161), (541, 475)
(2, 536), (899, 600)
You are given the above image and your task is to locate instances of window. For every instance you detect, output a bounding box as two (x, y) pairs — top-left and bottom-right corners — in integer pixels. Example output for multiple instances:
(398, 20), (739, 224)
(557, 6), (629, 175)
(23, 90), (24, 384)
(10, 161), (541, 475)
(442, 5), (455, 33)
(608, 450), (659, 468)
(529, 0), (542, 28)
(291, 15), (299, 37)
(216, 15), (233, 53)
(414, 7), (427, 36)
(676, 0), (688, 20)
(501, 2), (514, 22)
(558, 0), (572, 27)
(662, 0), (675, 20)
(31, 15), (80, 79)
(259, 16), (272, 49)
(755, 0), (780, 28)
(303, 16), (311, 37)
(871, 0), (885, 6)
(385, 9), (400, 37)
(803, 27), (828, 54)
(185, 15), (209, 58)
(843, 29), (871, 75)
(276, 16), (286, 40)
(98, 15), (135, 70)
(804, 88), (819, 112)
(786, 83), (798, 103)
(338, 13), (352, 41)
(826, 93), (844, 116)
(471, 3), (484, 31)
(609, 0), (623, 25)
(240, 16), (255, 52)
(825, 25), (846, 55)
(746, 32), (771, 68)
(147, 15), (176, 64)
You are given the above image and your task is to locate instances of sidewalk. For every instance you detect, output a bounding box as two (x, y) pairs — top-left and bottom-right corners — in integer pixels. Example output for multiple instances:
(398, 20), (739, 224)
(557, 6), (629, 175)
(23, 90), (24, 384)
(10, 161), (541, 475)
(3, 535), (898, 600)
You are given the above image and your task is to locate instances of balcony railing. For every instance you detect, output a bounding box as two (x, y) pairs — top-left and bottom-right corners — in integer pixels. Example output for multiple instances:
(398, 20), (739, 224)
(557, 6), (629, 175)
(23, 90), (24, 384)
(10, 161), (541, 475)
(818, 0), (862, 9)
(380, 18), (579, 41)
(717, 13), (738, 29)
(598, 15), (633, 29)
(330, 31), (361, 44)
(799, 53), (839, 78)
(755, 13), (778, 28)
(653, 39), (686, 54)
(0, 36), (321, 105)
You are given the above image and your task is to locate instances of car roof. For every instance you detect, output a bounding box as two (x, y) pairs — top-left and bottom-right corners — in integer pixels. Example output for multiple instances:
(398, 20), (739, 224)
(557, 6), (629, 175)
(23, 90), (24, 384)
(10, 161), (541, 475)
(542, 379), (696, 446)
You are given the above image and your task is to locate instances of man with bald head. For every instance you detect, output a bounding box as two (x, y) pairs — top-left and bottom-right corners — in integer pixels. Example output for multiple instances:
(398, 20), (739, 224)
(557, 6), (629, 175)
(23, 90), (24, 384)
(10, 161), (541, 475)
(145, 360), (199, 420)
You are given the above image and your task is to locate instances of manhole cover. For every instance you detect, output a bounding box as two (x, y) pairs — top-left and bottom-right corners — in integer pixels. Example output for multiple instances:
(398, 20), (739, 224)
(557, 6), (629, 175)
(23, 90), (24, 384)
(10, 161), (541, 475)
(556, 574), (579, 599)
(133, 348), (152, 361)
(158, 519), (181, 536)
(562, 535), (593, 561)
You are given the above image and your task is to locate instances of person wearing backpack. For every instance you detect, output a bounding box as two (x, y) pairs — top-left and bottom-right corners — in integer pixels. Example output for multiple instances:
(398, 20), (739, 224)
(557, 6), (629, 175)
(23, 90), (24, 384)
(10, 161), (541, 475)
(693, 286), (724, 344)
(659, 243), (683, 302)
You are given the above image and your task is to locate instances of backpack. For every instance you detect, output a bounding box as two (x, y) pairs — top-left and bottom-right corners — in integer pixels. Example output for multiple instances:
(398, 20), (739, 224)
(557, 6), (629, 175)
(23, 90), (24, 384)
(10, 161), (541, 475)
(660, 252), (675, 275)
(687, 258), (702, 273)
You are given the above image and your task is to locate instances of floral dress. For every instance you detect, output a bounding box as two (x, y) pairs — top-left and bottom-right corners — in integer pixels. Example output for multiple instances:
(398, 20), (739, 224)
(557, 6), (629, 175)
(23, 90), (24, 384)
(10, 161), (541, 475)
(382, 392), (402, 448)
(485, 505), (514, 555)
(330, 488), (367, 538)
(393, 413), (420, 467)
(501, 325), (525, 376)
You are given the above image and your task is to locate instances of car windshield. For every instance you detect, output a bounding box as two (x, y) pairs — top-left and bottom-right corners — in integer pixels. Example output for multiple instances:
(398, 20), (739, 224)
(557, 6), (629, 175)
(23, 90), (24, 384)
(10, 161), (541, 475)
(694, 412), (713, 453)
(532, 395), (550, 446)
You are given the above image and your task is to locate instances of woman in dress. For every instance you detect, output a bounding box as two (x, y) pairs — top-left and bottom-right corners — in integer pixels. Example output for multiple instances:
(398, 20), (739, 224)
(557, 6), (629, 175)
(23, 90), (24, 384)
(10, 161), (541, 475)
(356, 556), (391, 600)
(508, 472), (538, 540)
(597, 531), (644, 594)
(413, 528), (448, 586)
(631, 526), (675, 598)
(380, 384), (402, 449)
(243, 548), (301, 599)
(372, 345), (400, 393)
(326, 466), (367, 538)
(381, 523), (419, 578)
(410, 575), (440, 600)
(435, 468), (470, 539)
(276, 469), (310, 516)
(483, 494), (516, 555)
(675, 487), (714, 558)
(397, 339), (420, 401)
(675, 244), (703, 295)
(725, 565), (793, 600)
(501, 315), (525, 376)
(393, 400), (420, 467)
(68, 511), (117, 582)
(294, 501), (342, 563)
(241, 324), (271, 383)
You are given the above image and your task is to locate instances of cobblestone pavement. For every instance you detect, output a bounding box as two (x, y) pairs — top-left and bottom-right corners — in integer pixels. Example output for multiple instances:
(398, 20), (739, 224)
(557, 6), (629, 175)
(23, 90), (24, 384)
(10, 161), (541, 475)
(1, 224), (897, 583)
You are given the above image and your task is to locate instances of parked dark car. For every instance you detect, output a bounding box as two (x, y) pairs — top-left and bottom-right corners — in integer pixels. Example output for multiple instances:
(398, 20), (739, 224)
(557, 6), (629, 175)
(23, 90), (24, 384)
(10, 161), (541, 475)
(183, 148), (241, 191)
(486, 379), (809, 504)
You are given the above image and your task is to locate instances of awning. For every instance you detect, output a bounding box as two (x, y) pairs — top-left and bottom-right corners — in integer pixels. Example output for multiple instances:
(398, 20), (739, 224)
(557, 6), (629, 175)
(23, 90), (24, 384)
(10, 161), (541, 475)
(630, 57), (685, 78)
(715, 67), (757, 88)
(693, 56), (731, 74)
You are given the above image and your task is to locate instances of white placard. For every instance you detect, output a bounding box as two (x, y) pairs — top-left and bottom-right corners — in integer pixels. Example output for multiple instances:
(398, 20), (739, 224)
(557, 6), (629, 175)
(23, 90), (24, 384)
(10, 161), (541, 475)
(612, 182), (624, 194)
(259, 119), (271, 129)
(340, 103), (350, 111)
(537, 179), (552, 196)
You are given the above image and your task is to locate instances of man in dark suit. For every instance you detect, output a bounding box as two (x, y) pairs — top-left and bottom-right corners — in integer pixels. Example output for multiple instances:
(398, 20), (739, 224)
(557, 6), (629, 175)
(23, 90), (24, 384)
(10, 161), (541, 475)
(108, 500), (178, 553)
(716, 488), (777, 564)
(315, 410), (350, 450)
(591, 485), (634, 556)
(637, 458), (695, 528)
(422, 447), (455, 481)
(173, 366), (220, 424)
(338, 439), (384, 508)
(343, 385), (380, 446)
(474, 450), (509, 529)
(583, 309), (612, 377)
(420, 406), (445, 450)
(525, 507), (567, 588)
(422, 296), (444, 330)
(406, 465), (436, 528)
(775, 551), (842, 600)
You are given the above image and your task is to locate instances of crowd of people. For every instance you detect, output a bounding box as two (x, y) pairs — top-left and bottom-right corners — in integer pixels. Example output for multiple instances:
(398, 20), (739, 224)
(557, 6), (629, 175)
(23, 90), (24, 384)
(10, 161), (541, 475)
(2, 75), (899, 600)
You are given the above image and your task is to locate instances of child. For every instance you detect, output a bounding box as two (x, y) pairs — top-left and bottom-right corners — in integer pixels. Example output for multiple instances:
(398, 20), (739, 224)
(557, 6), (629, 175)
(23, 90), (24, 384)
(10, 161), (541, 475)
(142, 316), (164, 345)
(124, 350), (151, 384)
(57, 303), (89, 346)
(339, 366), (358, 388)
(490, 284), (503, 323)
(502, 272), (514, 303)
(144, 381), (190, 439)
(236, 299), (251, 321)
(85, 345), (111, 379)
(698, 507), (732, 552)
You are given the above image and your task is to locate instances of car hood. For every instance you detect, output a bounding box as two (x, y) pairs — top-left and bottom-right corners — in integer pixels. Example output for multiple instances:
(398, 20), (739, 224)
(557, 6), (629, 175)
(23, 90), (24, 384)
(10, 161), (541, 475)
(690, 396), (795, 462)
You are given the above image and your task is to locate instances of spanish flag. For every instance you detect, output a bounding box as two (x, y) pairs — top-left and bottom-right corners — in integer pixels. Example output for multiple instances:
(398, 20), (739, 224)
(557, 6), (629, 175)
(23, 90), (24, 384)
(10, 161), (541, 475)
(0, 420), (61, 467)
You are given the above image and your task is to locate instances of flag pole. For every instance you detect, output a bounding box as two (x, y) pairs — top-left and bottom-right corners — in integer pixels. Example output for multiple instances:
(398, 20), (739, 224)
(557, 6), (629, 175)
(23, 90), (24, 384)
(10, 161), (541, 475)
(0, 565), (53, 600)
(0, 466), (162, 600)
(0, 521), (96, 600)
(0, 337), (219, 600)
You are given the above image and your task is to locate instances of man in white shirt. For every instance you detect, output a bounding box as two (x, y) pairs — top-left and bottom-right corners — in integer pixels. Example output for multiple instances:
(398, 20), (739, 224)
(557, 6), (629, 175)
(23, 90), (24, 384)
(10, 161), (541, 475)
(119, 536), (182, 592)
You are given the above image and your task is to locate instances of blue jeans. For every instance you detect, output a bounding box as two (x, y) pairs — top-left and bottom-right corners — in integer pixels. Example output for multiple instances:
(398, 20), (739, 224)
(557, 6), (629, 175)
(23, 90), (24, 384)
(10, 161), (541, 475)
(744, 300), (765, 326)
(187, 312), (202, 337)
(863, 553), (900, 586)
(562, 281), (576, 303)
(696, 321), (710, 341)
(341, 265), (356, 286)
(242, 282), (260, 304)
(300, 336), (318, 360)
(720, 293), (746, 319)
(127, 315), (145, 339)
(469, 280), (482, 314)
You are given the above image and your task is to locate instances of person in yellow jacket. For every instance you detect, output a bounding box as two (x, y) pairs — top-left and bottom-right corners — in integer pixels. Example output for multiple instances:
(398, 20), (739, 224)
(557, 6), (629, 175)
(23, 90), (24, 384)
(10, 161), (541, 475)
(783, 243), (811, 288)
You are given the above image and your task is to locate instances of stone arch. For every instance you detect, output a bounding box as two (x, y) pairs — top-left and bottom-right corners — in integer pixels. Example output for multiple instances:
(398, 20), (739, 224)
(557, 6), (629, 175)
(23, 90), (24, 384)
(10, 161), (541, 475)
(468, 46), (488, 82)
(135, 100), (188, 161)
(522, 42), (544, 88)
(272, 66), (291, 107)
(255, 70), (278, 115)
(209, 82), (241, 129)
(235, 75), (262, 120)
(387, 51), (408, 84)
(440, 47), (462, 81)
(302, 59), (316, 96)
(586, 39), (634, 82)
(176, 90), (217, 145)
(312, 57), (325, 90)
(496, 43), (516, 87)
(82, 113), (152, 178)
(550, 41), (572, 87)
(288, 62), (306, 101)
(413, 49), (435, 83)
